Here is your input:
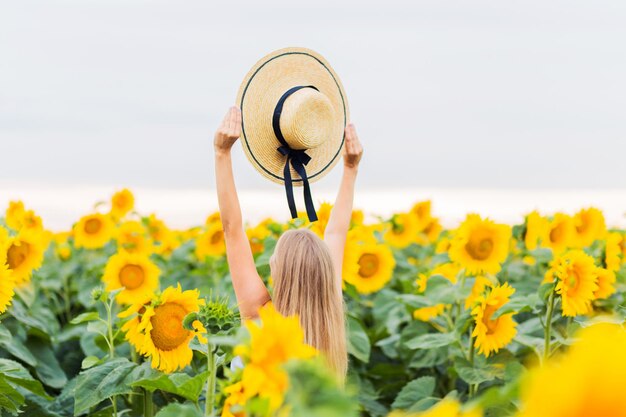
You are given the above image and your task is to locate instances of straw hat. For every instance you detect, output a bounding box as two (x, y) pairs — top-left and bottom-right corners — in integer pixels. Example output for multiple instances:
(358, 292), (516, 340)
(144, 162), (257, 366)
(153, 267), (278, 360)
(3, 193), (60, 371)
(236, 47), (349, 221)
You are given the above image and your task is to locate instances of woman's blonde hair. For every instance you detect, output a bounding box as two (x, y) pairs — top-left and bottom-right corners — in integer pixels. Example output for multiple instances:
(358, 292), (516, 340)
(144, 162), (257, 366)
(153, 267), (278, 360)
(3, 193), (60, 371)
(271, 229), (347, 378)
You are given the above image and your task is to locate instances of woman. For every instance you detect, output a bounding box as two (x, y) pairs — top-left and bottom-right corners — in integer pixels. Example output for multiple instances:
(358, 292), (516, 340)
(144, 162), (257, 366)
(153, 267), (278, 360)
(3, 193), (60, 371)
(213, 106), (363, 378)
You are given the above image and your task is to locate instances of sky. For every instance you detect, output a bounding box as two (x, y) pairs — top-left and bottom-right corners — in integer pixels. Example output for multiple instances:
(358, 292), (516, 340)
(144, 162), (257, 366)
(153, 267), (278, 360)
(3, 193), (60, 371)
(1, 0), (626, 192)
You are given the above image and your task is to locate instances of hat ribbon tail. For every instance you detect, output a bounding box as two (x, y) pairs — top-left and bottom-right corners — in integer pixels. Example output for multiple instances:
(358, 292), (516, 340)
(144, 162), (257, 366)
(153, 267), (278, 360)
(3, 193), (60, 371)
(278, 147), (318, 222)
(273, 85), (320, 223)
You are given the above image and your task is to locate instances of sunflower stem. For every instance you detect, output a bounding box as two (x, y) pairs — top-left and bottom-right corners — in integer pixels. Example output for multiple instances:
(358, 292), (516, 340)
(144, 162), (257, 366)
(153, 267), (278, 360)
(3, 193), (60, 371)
(544, 289), (556, 362)
(111, 396), (118, 417)
(205, 342), (216, 417)
(143, 388), (153, 417)
(468, 326), (478, 398)
(105, 300), (115, 359)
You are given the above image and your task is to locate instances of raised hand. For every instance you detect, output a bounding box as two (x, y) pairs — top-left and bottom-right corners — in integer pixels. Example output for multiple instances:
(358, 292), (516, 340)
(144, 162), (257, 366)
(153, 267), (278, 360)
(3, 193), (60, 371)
(343, 123), (363, 169)
(214, 106), (242, 154)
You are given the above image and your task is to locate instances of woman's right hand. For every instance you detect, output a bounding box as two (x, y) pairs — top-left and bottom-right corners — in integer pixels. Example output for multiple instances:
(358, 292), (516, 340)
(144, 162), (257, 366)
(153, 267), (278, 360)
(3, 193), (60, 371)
(343, 123), (363, 170)
(214, 106), (242, 154)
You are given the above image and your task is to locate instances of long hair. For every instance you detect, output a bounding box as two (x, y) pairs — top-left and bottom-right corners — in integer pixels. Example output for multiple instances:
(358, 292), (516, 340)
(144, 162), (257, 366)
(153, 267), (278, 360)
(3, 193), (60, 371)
(270, 228), (348, 379)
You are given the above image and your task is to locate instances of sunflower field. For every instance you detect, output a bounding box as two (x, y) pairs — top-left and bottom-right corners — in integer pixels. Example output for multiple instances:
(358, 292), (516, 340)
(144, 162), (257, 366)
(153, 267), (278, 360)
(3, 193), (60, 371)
(1, 189), (626, 417)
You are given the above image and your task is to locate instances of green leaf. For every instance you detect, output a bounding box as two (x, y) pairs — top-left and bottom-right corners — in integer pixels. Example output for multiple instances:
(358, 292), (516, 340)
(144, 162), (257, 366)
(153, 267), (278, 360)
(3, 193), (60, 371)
(86, 320), (109, 337)
(0, 324), (37, 366)
(155, 402), (203, 417)
(491, 294), (539, 319)
(0, 375), (24, 414)
(392, 376), (436, 409)
(423, 276), (457, 304)
(373, 292), (411, 334)
(456, 364), (502, 385)
(24, 341), (67, 389)
(81, 356), (100, 369)
(70, 312), (100, 325)
(72, 358), (137, 414)
(130, 370), (209, 402)
(454, 356), (513, 385)
(538, 282), (555, 301)
(396, 294), (429, 309)
(347, 316), (370, 362)
(7, 299), (58, 338)
(404, 332), (456, 350)
(0, 359), (51, 399)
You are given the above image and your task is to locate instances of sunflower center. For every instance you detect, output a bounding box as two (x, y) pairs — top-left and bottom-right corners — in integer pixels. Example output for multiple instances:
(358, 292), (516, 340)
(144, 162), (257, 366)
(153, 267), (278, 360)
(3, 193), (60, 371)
(84, 218), (102, 234)
(7, 243), (30, 269)
(392, 223), (405, 235)
(119, 264), (145, 290)
(210, 230), (224, 245)
(150, 303), (190, 351)
(115, 196), (128, 209)
(465, 238), (494, 261)
(566, 268), (581, 295)
(482, 305), (500, 335)
(358, 253), (380, 278)
(550, 224), (564, 243)
(576, 216), (590, 234)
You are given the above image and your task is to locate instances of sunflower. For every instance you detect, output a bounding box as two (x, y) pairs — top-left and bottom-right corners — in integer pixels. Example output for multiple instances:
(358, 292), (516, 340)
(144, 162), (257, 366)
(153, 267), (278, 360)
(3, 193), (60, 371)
(121, 285), (206, 373)
(5, 201), (25, 231)
(1, 229), (47, 285)
(593, 267), (615, 300)
(423, 218), (443, 243)
(604, 232), (622, 272)
(116, 221), (153, 254)
(53, 232), (72, 260)
(346, 225), (379, 246)
(343, 241), (396, 294)
(246, 223), (270, 255)
(465, 275), (493, 310)
(73, 213), (115, 249)
(145, 214), (174, 246)
(232, 304), (317, 411)
(572, 207), (606, 248)
(384, 212), (419, 249)
(431, 262), (461, 284)
(524, 211), (549, 251)
(309, 202), (333, 238)
(471, 283), (517, 357)
(413, 304), (445, 321)
(195, 222), (226, 260)
(435, 237), (452, 254)
(542, 213), (574, 255)
(517, 323), (626, 417)
(205, 211), (221, 226)
(551, 250), (598, 317)
(222, 382), (247, 417)
(351, 209), (364, 227)
(449, 214), (511, 275)
(410, 200), (433, 232)
(118, 295), (153, 348)
(110, 188), (134, 219)
(0, 262), (15, 314)
(102, 251), (160, 305)
(153, 231), (182, 256)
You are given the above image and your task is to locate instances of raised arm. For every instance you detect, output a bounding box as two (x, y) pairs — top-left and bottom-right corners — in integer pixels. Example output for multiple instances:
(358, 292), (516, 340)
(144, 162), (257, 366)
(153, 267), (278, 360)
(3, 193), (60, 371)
(324, 123), (363, 293)
(214, 106), (270, 319)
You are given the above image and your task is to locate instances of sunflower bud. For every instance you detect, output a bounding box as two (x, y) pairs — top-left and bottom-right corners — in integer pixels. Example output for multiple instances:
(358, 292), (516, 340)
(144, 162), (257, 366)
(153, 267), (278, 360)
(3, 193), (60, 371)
(196, 295), (239, 335)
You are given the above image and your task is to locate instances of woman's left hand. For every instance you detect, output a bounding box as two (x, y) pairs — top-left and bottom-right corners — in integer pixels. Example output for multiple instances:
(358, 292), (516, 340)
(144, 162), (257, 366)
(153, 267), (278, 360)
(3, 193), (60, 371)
(214, 106), (242, 154)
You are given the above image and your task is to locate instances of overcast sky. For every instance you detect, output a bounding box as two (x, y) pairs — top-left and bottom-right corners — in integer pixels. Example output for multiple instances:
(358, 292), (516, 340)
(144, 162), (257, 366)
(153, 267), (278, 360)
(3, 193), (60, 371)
(1, 0), (625, 192)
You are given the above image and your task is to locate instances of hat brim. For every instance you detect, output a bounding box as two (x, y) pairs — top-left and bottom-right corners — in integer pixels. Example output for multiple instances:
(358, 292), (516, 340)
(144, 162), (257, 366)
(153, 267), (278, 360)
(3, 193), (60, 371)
(236, 47), (349, 186)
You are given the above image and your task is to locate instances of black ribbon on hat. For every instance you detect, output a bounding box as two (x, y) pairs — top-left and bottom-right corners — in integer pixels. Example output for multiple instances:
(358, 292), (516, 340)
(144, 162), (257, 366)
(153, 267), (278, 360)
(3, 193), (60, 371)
(272, 85), (319, 222)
